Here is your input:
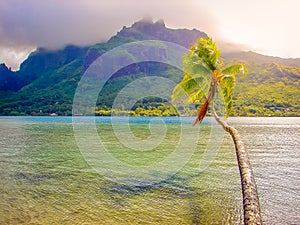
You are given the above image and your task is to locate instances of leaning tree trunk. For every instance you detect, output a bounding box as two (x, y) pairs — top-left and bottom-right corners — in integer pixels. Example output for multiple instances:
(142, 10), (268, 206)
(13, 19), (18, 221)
(213, 109), (262, 225)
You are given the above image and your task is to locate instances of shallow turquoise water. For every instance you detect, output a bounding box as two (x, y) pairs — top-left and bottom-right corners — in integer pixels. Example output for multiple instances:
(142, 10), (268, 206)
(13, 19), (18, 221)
(0, 116), (299, 224)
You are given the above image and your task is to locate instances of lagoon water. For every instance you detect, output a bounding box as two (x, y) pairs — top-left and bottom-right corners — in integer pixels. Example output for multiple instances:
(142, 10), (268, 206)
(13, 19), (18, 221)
(0, 116), (299, 224)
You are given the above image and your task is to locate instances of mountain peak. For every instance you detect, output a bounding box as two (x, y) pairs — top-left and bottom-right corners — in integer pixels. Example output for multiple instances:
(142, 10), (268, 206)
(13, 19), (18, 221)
(0, 63), (13, 72)
(131, 18), (166, 31)
(111, 18), (205, 49)
(139, 15), (154, 23)
(155, 19), (165, 26)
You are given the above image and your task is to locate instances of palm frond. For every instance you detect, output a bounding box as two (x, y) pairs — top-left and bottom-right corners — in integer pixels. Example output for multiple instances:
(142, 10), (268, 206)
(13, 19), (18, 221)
(172, 74), (211, 103)
(172, 75), (199, 101)
(220, 75), (235, 117)
(221, 64), (248, 78)
(193, 98), (210, 126)
(183, 51), (211, 80)
(219, 64), (248, 117)
(192, 37), (222, 71)
(186, 88), (206, 104)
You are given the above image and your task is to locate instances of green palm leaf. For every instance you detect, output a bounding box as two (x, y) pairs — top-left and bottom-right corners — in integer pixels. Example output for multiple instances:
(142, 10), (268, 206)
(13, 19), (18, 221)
(186, 88), (206, 104)
(221, 64), (248, 78)
(172, 75), (209, 103)
(182, 51), (211, 79)
(219, 64), (248, 117)
(220, 75), (235, 117)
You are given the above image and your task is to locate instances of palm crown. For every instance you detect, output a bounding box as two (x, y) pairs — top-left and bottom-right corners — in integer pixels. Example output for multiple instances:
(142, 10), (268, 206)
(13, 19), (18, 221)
(172, 37), (248, 125)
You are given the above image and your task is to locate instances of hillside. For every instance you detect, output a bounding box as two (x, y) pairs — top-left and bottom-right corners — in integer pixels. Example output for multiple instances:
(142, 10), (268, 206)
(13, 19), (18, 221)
(0, 19), (299, 116)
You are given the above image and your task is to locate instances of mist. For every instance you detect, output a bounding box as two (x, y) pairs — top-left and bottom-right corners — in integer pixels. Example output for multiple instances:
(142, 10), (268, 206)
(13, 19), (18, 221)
(0, 0), (218, 49)
(0, 0), (223, 70)
(7, 0), (299, 70)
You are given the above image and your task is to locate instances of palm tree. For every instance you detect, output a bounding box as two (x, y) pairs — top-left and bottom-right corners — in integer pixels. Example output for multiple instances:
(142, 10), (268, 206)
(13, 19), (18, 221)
(172, 37), (262, 224)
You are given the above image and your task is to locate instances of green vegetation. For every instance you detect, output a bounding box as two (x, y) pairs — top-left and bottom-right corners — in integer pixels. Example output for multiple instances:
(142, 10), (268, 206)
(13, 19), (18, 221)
(95, 104), (179, 117)
(232, 62), (300, 116)
(0, 58), (299, 116)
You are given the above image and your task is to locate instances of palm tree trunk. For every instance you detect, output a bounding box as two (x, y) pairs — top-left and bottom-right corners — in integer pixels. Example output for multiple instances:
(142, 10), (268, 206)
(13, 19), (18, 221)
(213, 109), (262, 225)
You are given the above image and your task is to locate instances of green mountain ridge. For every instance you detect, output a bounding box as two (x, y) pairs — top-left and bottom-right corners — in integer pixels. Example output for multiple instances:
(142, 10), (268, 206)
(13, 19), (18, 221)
(0, 19), (299, 116)
(224, 51), (300, 67)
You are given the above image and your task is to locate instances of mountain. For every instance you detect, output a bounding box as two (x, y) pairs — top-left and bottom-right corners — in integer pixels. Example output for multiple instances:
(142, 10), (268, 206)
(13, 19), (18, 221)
(224, 51), (300, 67)
(0, 19), (299, 116)
(0, 64), (18, 91)
(83, 18), (205, 70)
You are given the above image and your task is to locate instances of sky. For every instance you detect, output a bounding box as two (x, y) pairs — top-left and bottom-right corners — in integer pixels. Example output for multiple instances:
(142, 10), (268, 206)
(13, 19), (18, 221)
(0, 0), (299, 70)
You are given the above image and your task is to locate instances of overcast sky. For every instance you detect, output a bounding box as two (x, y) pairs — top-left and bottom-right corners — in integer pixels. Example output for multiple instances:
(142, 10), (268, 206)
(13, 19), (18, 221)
(1, 0), (299, 70)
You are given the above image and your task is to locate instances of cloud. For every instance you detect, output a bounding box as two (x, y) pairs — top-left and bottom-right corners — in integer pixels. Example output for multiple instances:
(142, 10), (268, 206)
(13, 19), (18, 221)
(0, 45), (36, 71)
(0, 0), (217, 49)
(1, 0), (299, 70)
(0, 0), (220, 69)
